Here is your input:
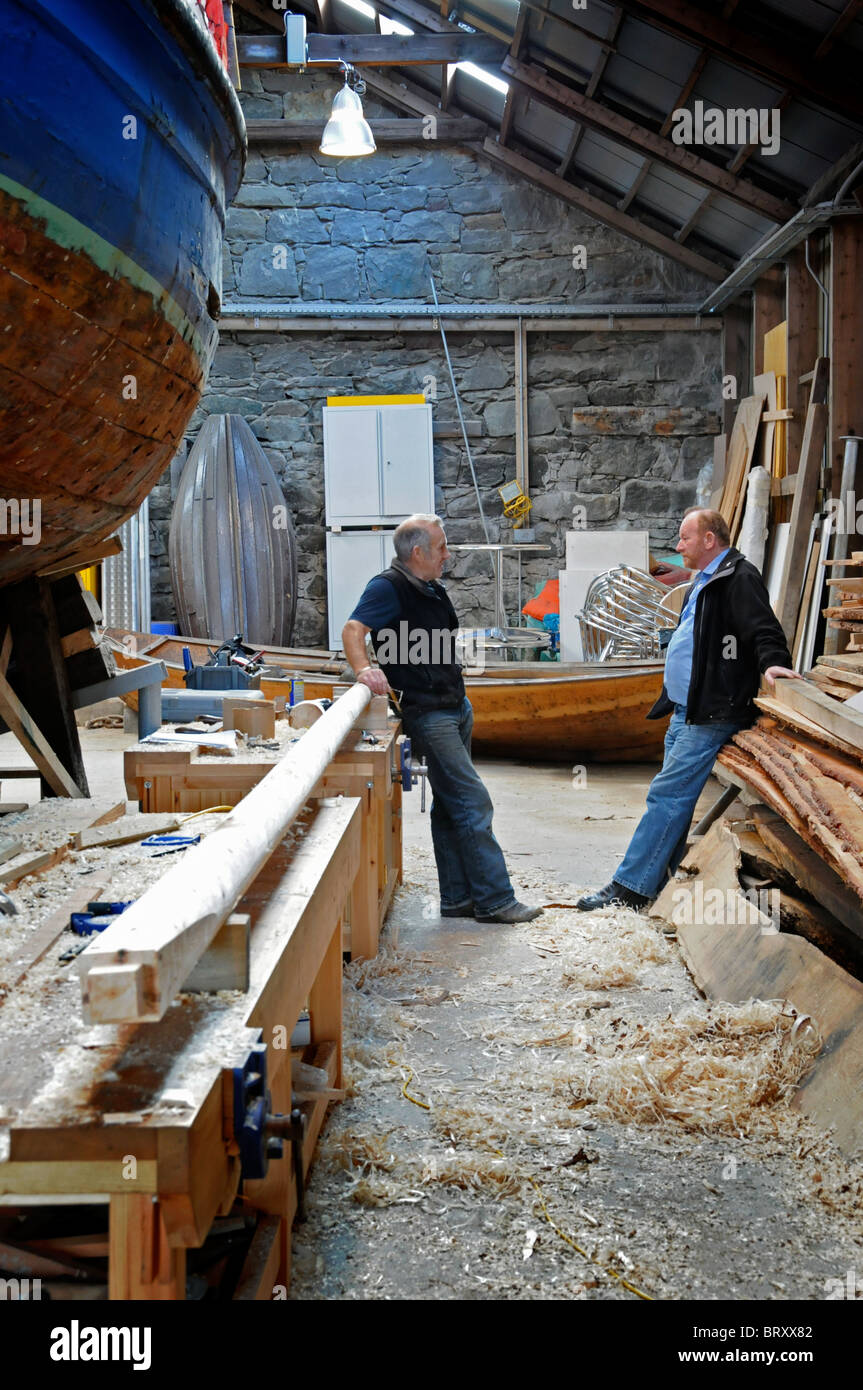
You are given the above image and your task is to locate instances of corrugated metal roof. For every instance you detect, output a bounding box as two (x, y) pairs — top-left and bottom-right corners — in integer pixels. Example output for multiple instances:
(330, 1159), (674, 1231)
(242, 0), (863, 270)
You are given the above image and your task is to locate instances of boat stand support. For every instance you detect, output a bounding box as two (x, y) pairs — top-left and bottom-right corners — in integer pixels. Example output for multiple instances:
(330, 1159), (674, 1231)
(0, 577), (89, 797)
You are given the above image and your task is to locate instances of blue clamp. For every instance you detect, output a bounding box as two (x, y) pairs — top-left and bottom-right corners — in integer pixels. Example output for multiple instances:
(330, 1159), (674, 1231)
(399, 736), (413, 792)
(70, 900), (135, 936)
(232, 1037), (281, 1181)
(231, 1037), (308, 1216)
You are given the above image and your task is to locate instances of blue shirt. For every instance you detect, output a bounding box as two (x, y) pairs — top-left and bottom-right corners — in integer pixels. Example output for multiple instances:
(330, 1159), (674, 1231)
(663, 550), (729, 708)
(350, 573), (437, 629)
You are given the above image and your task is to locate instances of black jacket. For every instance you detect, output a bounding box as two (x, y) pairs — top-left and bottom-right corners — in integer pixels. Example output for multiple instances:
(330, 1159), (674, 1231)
(648, 547), (792, 724)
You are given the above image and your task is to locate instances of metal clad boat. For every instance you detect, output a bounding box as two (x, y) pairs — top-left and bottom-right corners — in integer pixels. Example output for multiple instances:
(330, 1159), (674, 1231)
(170, 414), (299, 647)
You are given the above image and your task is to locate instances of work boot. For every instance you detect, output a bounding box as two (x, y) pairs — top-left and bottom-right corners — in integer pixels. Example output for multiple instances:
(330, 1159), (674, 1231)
(475, 900), (543, 924)
(576, 881), (650, 912)
(440, 901), (474, 918)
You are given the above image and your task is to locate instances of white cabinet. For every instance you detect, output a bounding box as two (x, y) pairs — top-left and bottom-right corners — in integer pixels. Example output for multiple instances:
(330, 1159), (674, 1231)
(323, 404), (434, 526)
(326, 530), (395, 649)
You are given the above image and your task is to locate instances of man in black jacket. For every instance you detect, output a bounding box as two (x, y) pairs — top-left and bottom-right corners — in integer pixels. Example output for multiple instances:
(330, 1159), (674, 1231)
(342, 513), (541, 925)
(577, 507), (800, 911)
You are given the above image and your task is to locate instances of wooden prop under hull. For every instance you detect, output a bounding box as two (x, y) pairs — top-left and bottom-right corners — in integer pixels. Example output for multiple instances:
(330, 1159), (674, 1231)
(110, 630), (667, 761)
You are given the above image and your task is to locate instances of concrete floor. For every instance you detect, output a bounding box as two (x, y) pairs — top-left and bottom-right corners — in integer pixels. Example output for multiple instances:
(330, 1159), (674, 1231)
(407, 754), (723, 898)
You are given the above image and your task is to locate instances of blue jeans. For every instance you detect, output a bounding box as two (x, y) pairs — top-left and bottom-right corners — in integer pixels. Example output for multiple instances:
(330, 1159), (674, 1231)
(402, 697), (515, 915)
(614, 709), (744, 899)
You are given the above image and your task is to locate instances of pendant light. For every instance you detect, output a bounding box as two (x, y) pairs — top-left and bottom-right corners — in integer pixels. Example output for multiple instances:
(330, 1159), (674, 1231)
(320, 65), (376, 158)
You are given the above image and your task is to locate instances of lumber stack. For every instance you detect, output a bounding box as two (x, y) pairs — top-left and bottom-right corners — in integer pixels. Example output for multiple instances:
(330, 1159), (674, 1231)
(716, 675), (863, 947)
(718, 717), (863, 906)
(714, 350), (830, 661)
(821, 552), (863, 651)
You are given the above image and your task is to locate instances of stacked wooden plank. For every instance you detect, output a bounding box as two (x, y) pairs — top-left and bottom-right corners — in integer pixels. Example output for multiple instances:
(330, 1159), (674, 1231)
(716, 677), (863, 945)
(716, 391), (766, 541)
(821, 553), (863, 651)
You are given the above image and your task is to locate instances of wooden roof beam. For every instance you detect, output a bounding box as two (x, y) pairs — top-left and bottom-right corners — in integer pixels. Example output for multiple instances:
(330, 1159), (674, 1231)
(481, 138), (727, 280)
(237, 31), (503, 66)
(618, 49), (707, 211)
(503, 56), (796, 222)
(610, 0), (863, 122)
(815, 0), (863, 59)
(557, 6), (623, 177)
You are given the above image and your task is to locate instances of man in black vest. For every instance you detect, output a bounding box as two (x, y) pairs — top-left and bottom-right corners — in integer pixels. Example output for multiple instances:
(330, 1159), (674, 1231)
(342, 513), (541, 924)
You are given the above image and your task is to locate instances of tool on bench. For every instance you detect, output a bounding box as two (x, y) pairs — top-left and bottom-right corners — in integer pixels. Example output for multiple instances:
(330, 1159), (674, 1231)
(60, 900), (136, 962)
(141, 833), (202, 858)
(232, 1037), (310, 1219)
(70, 900), (135, 935)
(394, 737), (429, 812)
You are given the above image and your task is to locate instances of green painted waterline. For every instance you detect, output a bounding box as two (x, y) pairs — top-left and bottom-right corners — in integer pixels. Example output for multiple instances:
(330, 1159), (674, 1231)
(0, 170), (208, 362)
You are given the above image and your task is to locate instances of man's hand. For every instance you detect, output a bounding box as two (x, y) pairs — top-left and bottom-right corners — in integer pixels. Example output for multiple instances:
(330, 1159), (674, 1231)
(763, 665), (803, 688)
(358, 666), (389, 696)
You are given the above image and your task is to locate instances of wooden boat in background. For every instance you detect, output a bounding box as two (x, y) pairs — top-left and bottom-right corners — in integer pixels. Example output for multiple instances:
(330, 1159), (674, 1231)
(170, 414), (299, 646)
(0, 0), (246, 586)
(464, 661), (666, 761)
(109, 630), (667, 760)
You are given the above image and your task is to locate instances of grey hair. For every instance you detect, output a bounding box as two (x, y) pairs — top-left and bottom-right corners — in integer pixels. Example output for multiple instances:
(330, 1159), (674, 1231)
(393, 513), (444, 561)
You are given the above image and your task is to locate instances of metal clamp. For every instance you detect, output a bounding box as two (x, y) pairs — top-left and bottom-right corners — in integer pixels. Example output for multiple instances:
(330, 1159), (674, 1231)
(231, 1037), (309, 1219)
(394, 737), (429, 812)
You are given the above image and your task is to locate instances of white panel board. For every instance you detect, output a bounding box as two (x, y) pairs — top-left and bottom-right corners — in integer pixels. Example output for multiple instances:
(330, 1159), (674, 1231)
(764, 521), (791, 613)
(326, 531), (392, 648)
(559, 569), (598, 662)
(565, 529), (649, 572)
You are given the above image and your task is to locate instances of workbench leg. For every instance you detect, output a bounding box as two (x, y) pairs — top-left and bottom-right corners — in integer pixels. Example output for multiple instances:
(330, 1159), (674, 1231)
(309, 917), (344, 1089)
(350, 791), (379, 960)
(109, 1194), (186, 1300)
(138, 680), (162, 739)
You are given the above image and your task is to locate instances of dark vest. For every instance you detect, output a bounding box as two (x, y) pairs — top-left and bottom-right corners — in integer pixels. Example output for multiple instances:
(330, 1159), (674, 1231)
(370, 567), (465, 714)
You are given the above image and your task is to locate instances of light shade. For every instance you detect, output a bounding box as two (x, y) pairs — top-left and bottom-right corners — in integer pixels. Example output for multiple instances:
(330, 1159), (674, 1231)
(319, 82), (376, 157)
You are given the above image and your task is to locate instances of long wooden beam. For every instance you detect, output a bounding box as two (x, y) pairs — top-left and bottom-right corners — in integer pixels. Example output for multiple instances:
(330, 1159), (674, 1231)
(78, 683), (372, 1024)
(481, 139), (727, 281)
(237, 31), (502, 66)
(610, 0), (863, 122)
(558, 6), (622, 177)
(619, 50), (707, 212)
(246, 116), (486, 143)
(815, 0), (863, 59)
(503, 56), (795, 223)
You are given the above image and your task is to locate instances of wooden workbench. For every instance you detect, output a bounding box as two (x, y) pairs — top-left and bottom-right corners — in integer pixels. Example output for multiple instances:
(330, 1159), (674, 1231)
(0, 796), (360, 1299)
(123, 719), (403, 961)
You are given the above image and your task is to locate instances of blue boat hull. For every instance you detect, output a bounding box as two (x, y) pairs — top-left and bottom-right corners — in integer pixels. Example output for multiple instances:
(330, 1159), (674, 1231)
(0, 0), (246, 582)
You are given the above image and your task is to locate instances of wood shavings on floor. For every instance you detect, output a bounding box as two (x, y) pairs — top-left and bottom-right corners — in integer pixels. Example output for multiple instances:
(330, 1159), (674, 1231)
(292, 850), (863, 1301)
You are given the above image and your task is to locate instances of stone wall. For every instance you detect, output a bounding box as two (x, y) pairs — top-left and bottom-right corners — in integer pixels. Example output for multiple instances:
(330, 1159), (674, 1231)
(150, 70), (722, 644)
